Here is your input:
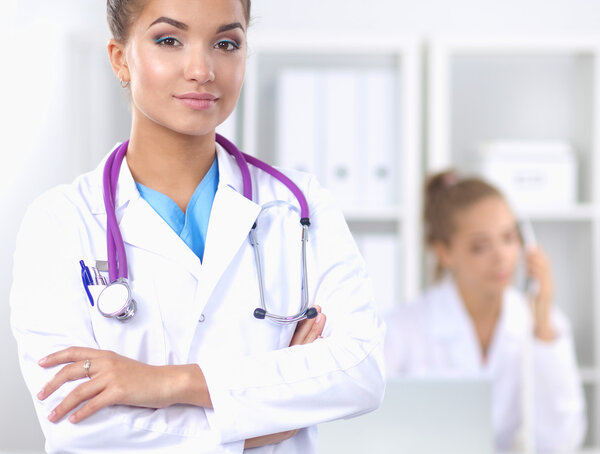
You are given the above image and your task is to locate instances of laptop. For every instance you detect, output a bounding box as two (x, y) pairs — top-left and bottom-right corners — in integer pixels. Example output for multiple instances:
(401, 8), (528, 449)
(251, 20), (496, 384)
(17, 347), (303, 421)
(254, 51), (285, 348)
(318, 377), (493, 454)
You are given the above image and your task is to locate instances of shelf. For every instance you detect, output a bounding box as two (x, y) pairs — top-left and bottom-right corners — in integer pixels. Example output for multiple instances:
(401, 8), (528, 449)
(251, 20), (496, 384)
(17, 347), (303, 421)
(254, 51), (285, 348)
(343, 206), (403, 223)
(514, 204), (596, 221)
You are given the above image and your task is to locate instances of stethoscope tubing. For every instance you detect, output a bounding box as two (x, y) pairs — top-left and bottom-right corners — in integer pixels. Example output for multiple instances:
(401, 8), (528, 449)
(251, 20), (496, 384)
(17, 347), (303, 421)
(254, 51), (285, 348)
(102, 134), (312, 324)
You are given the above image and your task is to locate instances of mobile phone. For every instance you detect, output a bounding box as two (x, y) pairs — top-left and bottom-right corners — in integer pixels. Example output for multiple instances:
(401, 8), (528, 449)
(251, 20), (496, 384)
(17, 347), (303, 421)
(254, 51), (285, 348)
(520, 220), (540, 298)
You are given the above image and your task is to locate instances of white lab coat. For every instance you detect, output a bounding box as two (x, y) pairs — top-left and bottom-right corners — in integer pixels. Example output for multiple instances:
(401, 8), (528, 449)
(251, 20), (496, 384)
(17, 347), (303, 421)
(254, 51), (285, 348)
(384, 278), (586, 452)
(10, 143), (386, 454)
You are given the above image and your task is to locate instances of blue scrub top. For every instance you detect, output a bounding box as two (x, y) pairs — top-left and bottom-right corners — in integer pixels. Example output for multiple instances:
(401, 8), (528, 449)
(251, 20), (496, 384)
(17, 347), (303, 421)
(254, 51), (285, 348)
(135, 158), (219, 262)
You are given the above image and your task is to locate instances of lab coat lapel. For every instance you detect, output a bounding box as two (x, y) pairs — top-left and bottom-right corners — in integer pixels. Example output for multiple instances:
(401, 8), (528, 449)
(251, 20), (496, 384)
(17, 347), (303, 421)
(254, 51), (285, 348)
(112, 156), (203, 276)
(181, 147), (261, 358)
(430, 279), (482, 374)
(485, 289), (527, 375)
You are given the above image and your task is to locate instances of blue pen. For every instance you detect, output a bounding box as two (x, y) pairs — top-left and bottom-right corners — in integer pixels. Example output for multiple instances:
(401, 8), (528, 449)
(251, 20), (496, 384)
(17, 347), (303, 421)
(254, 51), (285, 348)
(80, 260), (95, 307)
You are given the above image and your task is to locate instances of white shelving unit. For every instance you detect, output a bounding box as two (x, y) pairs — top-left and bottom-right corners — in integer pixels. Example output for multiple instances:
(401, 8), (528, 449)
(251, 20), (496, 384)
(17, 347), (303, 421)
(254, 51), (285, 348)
(239, 35), (422, 313)
(427, 36), (600, 448)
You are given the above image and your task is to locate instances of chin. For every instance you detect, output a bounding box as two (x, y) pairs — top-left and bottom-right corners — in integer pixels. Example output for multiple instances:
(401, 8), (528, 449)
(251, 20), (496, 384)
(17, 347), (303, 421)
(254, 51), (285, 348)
(484, 278), (511, 295)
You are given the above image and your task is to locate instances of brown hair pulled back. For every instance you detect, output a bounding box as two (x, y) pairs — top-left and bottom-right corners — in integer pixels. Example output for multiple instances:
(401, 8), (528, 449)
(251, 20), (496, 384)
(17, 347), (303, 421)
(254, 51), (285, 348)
(107, 0), (252, 43)
(424, 170), (504, 278)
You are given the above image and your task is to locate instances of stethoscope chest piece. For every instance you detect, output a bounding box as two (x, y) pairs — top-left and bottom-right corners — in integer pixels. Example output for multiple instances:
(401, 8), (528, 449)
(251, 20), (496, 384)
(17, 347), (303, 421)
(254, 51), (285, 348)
(97, 278), (137, 321)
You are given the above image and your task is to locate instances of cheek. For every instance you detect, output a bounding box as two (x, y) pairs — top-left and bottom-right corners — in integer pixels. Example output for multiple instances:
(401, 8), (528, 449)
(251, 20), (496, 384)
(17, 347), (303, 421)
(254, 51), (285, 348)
(218, 54), (246, 91)
(130, 46), (175, 91)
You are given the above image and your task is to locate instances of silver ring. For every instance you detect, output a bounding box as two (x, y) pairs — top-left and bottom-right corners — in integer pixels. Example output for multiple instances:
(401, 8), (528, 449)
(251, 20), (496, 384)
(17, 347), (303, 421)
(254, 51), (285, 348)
(83, 359), (91, 379)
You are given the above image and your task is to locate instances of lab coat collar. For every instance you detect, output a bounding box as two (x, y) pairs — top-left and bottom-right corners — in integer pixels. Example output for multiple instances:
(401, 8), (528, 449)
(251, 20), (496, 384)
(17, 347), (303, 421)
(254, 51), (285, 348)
(87, 141), (261, 282)
(89, 142), (139, 215)
(429, 277), (471, 341)
(89, 141), (248, 214)
(429, 277), (524, 342)
(429, 277), (526, 374)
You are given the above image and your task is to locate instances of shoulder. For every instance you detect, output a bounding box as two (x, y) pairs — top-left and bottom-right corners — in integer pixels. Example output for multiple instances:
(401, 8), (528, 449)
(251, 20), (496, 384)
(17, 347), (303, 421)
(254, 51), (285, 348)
(25, 169), (99, 224)
(18, 160), (103, 246)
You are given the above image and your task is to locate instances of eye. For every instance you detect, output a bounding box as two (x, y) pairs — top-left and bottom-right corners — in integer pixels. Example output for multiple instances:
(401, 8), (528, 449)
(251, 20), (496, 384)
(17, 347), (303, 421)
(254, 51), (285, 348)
(155, 36), (181, 47)
(504, 229), (519, 244)
(215, 39), (240, 51)
(470, 242), (487, 254)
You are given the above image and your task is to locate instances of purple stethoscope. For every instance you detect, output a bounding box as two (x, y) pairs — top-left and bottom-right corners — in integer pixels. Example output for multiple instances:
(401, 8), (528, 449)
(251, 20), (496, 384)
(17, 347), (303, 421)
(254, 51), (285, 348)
(96, 134), (317, 324)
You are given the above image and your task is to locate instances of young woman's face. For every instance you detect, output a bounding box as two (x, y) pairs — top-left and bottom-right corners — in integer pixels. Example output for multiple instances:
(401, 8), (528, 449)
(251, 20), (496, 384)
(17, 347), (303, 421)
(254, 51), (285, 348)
(436, 196), (522, 296)
(122, 0), (247, 136)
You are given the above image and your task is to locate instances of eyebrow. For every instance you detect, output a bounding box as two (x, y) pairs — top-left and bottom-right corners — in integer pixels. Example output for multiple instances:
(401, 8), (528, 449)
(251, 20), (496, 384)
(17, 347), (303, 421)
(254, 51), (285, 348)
(148, 17), (189, 31)
(217, 22), (245, 33)
(148, 18), (245, 34)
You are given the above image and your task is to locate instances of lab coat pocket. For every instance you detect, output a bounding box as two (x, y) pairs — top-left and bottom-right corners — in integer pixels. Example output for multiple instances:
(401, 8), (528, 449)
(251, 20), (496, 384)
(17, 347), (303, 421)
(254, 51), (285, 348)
(87, 274), (166, 365)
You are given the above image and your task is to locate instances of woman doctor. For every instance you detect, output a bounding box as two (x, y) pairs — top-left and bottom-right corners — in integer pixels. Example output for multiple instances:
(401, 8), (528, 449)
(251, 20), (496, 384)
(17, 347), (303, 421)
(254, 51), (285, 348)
(385, 171), (586, 452)
(9, 0), (385, 452)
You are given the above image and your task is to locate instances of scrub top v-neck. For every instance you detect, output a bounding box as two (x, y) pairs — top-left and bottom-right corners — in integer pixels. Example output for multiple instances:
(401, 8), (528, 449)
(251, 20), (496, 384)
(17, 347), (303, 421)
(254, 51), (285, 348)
(135, 157), (219, 262)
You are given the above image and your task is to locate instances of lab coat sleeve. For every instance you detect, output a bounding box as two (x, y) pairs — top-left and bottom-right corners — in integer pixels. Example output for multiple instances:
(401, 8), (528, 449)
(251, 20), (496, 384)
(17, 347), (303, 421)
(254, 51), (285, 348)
(533, 310), (586, 452)
(10, 194), (222, 454)
(200, 176), (386, 443)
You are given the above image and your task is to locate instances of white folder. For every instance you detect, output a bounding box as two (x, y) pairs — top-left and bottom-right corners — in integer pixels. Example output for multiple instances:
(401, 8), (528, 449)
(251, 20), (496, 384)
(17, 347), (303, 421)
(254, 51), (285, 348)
(276, 69), (321, 177)
(363, 69), (397, 207)
(323, 69), (360, 209)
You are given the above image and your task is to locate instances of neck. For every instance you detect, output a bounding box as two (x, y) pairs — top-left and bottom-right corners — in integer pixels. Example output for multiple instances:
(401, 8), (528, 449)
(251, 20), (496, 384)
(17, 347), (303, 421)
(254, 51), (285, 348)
(454, 277), (503, 362)
(126, 114), (217, 212)
(454, 278), (502, 322)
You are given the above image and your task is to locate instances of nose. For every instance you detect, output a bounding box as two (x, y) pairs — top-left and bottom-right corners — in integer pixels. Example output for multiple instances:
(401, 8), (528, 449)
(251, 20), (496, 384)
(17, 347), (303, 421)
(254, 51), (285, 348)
(184, 48), (215, 84)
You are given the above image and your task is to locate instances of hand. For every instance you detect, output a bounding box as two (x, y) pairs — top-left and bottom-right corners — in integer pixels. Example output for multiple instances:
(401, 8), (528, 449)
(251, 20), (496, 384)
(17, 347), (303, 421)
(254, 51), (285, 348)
(289, 305), (326, 346)
(526, 247), (556, 341)
(243, 306), (326, 449)
(37, 347), (210, 423)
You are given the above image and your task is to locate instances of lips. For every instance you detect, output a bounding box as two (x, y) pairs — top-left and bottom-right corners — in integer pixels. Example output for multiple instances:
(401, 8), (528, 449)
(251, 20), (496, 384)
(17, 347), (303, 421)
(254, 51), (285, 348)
(174, 92), (219, 110)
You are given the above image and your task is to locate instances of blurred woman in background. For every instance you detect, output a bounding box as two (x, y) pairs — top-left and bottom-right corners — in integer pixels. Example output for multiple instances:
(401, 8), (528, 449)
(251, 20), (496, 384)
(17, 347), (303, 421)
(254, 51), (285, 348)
(385, 170), (586, 452)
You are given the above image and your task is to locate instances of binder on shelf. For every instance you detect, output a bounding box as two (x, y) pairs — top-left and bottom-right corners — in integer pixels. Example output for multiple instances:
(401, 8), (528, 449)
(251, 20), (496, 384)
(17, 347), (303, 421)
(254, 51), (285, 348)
(324, 69), (361, 209)
(276, 69), (321, 178)
(363, 68), (397, 207)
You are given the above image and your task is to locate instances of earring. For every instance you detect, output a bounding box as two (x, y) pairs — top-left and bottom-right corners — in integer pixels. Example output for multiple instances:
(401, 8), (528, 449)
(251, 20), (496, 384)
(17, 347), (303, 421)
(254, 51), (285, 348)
(120, 79), (130, 89)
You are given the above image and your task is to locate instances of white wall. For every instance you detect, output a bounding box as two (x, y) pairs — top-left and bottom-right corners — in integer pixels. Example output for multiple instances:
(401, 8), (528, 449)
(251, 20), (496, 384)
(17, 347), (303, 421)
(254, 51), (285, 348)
(2, 0), (600, 451)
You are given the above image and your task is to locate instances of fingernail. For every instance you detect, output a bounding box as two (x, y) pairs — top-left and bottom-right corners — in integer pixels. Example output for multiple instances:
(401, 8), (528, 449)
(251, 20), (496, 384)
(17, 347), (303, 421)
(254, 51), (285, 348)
(69, 414), (77, 423)
(38, 357), (47, 366)
(48, 410), (56, 422)
(37, 389), (45, 400)
(315, 314), (323, 324)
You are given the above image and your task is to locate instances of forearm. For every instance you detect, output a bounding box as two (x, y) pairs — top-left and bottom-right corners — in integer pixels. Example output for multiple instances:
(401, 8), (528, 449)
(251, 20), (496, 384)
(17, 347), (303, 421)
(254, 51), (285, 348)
(533, 335), (586, 450)
(202, 331), (385, 444)
(170, 364), (213, 408)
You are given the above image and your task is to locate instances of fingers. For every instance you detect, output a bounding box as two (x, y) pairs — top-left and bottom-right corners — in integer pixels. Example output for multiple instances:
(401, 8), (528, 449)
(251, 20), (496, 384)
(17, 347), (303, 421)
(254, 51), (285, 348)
(38, 360), (92, 401)
(289, 306), (325, 347)
(38, 346), (100, 368)
(46, 378), (105, 423)
(67, 391), (116, 424)
(244, 429), (300, 449)
(304, 312), (326, 344)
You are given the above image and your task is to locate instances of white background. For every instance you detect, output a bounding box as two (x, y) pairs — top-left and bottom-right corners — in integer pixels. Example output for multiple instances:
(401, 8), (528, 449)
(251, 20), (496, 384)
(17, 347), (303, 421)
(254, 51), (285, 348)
(3, 0), (600, 451)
